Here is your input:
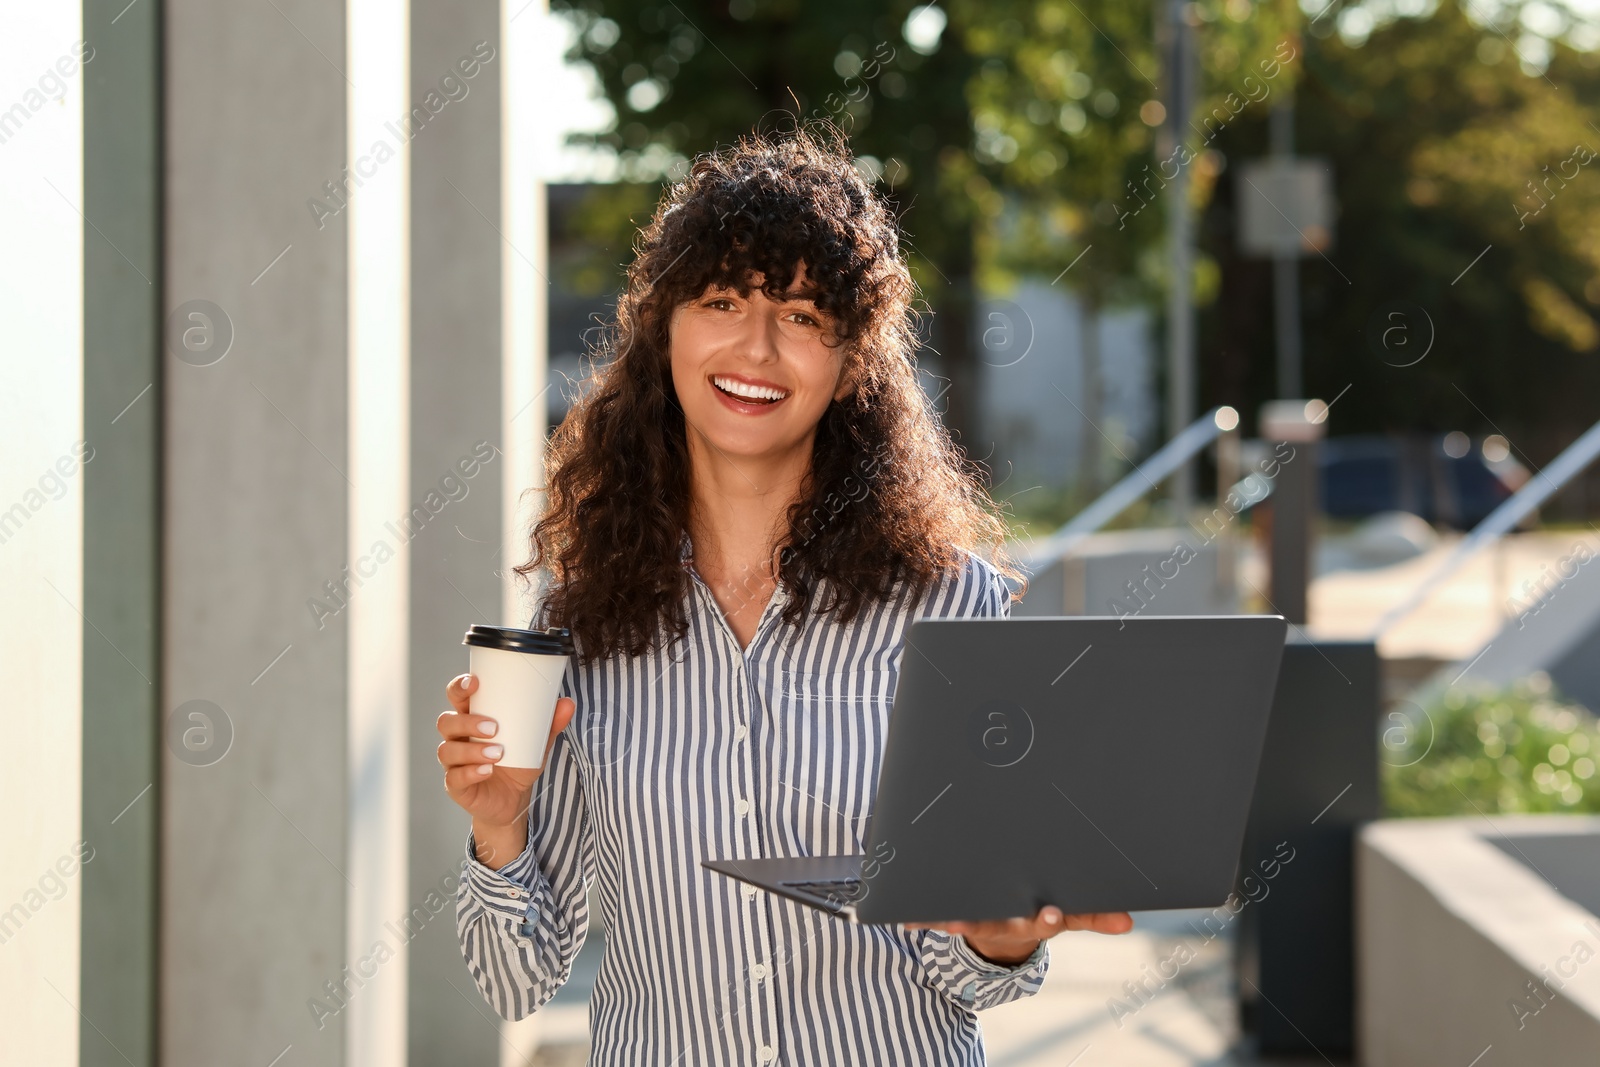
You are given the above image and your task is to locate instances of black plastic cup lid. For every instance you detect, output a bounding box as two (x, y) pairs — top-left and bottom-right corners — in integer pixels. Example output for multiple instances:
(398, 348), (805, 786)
(463, 624), (574, 656)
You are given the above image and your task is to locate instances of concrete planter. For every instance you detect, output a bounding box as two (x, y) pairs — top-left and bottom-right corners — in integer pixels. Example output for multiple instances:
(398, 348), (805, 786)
(1359, 815), (1600, 1066)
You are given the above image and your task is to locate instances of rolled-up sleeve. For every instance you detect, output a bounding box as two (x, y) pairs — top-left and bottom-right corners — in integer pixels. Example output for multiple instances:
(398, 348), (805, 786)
(918, 932), (1049, 1011)
(455, 687), (593, 1020)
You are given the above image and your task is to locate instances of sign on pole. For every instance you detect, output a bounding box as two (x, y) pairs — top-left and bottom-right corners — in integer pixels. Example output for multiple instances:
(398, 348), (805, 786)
(1237, 158), (1336, 257)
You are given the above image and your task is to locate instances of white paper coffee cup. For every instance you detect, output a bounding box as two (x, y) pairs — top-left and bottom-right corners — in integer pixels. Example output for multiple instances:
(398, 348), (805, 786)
(462, 624), (575, 770)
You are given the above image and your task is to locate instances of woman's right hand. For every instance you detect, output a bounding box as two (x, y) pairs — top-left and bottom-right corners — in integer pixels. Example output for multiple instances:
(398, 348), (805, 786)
(437, 673), (576, 866)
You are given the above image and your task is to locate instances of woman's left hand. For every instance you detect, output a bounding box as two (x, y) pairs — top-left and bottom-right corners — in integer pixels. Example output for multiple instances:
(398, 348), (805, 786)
(903, 908), (1134, 966)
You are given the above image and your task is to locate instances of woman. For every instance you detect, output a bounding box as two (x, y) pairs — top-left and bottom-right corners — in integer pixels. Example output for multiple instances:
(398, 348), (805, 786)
(437, 128), (1130, 1065)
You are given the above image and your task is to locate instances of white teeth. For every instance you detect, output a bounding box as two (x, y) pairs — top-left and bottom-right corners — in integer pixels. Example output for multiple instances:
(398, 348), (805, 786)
(713, 376), (789, 402)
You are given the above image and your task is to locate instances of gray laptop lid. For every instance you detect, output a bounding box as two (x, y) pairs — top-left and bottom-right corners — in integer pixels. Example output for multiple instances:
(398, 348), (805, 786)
(853, 615), (1286, 924)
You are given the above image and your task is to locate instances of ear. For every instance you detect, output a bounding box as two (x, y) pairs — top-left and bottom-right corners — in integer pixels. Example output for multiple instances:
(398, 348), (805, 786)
(832, 354), (858, 403)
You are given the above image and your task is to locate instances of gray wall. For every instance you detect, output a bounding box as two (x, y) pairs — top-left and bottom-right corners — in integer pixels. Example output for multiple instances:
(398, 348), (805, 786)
(407, 2), (507, 1062)
(977, 279), (1156, 491)
(162, 1), (350, 1064)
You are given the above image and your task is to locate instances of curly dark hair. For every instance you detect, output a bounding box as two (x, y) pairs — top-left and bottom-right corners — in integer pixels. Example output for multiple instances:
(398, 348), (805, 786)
(517, 124), (1023, 665)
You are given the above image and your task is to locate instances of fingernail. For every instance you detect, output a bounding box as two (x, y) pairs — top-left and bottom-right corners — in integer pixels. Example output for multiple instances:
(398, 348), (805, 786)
(483, 745), (503, 759)
(479, 720), (497, 737)
(1043, 907), (1063, 924)
(459, 673), (473, 689)
(475, 764), (493, 776)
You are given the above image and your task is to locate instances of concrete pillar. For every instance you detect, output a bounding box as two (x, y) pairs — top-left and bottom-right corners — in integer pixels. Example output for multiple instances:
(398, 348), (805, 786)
(406, 2), (511, 1062)
(0, 9), (87, 1066)
(345, 1), (412, 1064)
(404, 4), (552, 1060)
(162, 2), (351, 1064)
(82, 0), (163, 1063)
(1261, 399), (1327, 625)
(499, 7), (555, 1055)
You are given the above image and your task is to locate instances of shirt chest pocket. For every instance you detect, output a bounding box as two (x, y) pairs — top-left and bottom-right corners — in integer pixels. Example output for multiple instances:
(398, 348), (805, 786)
(768, 668), (896, 856)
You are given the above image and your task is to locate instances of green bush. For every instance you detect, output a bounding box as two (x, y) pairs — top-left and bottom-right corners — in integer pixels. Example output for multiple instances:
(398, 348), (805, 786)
(1383, 674), (1600, 817)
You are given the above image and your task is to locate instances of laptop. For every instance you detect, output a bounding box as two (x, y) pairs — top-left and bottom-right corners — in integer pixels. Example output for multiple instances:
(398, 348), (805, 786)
(702, 615), (1287, 924)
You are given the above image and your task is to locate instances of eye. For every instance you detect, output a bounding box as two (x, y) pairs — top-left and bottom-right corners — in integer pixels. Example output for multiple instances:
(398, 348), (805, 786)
(704, 297), (737, 311)
(786, 309), (822, 327)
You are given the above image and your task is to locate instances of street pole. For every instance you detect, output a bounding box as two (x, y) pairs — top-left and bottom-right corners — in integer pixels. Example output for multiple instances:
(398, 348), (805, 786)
(1270, 101), (1303, 399)
(1163, 0), (1198, 517)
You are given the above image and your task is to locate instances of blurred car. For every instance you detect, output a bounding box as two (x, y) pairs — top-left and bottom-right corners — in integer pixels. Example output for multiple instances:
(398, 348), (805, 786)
(1318, 433), (1525, 530)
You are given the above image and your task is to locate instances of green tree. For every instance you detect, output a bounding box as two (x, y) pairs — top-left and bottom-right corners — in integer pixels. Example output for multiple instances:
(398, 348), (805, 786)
(1202, 1), (1600, 461)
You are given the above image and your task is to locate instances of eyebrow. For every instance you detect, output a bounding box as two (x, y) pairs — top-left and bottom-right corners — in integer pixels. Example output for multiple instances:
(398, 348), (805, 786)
(704, 283), (827, 307)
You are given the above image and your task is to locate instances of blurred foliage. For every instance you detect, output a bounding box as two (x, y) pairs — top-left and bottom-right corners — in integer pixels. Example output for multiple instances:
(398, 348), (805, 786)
(958, 0), (1301, 302)
(999, 483), (1098, 536)
(998, 482), (1173, 538)
(1203, 1), (1600, 454)
(559, 182), (663, 299)
(1384, 674), (1600, 817)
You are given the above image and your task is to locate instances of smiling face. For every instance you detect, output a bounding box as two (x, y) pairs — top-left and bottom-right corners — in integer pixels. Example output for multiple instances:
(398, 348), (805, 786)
(667, 266), (852, 465)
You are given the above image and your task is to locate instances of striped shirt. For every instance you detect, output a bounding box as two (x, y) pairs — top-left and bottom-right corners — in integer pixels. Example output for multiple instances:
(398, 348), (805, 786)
(456, 535), (1049, 1065)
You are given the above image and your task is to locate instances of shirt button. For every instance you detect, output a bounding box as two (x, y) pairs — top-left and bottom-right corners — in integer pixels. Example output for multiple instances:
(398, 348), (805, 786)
(751, 963), (768, 980)
(734, 798), (751, 815)
(742, 883), (757, 899)
(759, 1046), (775, 1062)
(735, 724), (748, 740)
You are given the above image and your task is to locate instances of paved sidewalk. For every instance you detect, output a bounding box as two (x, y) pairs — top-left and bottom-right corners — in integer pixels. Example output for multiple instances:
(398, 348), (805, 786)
(980, 910), (1246, 1067)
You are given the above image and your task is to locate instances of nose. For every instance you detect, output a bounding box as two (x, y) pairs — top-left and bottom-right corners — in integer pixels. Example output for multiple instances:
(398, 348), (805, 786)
(733, 303), (782, 364)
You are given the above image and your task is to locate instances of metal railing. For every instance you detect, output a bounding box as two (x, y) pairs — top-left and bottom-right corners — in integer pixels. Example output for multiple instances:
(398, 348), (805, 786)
(1023, 405), (1240, 564)
(1373, 415), (1600, 637)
